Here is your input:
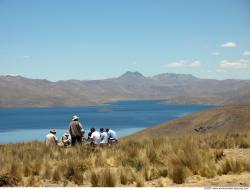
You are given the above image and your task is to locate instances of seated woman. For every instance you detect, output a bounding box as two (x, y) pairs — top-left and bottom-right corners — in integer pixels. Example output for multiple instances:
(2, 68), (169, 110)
(61, 131), (71, 147)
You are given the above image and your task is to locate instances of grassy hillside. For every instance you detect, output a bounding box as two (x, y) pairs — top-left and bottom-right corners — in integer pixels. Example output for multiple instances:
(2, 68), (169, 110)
(135, 104), (250, 137)
(0, 132), (250, 187)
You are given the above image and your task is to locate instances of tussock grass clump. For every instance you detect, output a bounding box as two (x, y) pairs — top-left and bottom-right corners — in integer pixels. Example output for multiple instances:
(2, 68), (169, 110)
(9, 162), (22, 181)
(23, 165), (31, 177)
(218, 158), (244, 174)
(214, 149), (224, 162)
(63, 159), (86, 185)
(146, 144), (157, 163)
(135, 175), (145, 187)
(52, 167), (61, 182)
(90, 170), (99, 187)
(119, 167), (128, 185)
(170, 166), (189, 184)
(27, 175), (36, 186)
(31, 161), (42, 176)
(100, 168), (116, 187)
(42, 162), (52, 180)
(158, 168), (168, 178)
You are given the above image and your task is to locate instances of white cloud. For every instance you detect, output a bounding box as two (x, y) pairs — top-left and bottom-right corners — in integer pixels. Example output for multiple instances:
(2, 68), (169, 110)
(210, 52), (220, 56)
(219, 60), (249, 69)
(242, 51), (250, 56)
(23, 55), (30, 59)
(189, 60), (201, 67)
(221, 42), (237, 48)
(163, 60), (201, 68)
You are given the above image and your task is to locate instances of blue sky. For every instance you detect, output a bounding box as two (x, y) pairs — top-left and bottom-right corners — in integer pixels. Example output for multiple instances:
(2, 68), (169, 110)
(0, 0), (250, 81)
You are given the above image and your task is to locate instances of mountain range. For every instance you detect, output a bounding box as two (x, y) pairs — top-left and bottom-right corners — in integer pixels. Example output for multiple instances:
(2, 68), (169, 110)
(0, 71), (250, 107)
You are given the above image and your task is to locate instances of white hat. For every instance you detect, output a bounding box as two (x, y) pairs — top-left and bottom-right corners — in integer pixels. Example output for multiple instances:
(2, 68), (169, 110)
(50, 129), (56, 134)
(72, 115), (79, 121)
(64, 131), (70, 136)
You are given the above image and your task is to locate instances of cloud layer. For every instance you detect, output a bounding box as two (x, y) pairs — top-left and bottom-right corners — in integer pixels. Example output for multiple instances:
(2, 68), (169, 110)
(242, 51), (250, 56)
(221, 42), (237, 48)
(164, 60), (201, 68)
(219, 60), (249, 69)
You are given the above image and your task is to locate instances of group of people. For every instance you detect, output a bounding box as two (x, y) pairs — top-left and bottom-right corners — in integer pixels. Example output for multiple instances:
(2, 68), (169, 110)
(45, 115), (118, 147)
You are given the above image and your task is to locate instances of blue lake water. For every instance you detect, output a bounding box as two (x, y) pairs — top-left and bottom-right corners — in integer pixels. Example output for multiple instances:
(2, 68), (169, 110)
(0, 100), (215, 144)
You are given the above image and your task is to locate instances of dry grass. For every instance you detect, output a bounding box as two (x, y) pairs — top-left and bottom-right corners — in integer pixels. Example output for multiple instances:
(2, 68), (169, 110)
(99, 168), (116, 187)
(0, 132), (250, 186)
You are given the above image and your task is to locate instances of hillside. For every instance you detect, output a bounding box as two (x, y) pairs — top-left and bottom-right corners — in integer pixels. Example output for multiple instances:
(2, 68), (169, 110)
(1, 131), (250, 187)
(1, 71), (250, 107)
(135, 104), (250, 137)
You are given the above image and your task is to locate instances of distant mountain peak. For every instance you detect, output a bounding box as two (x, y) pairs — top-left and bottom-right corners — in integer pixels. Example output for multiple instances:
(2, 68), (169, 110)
(153, 73), (197, 80)
(119, 71), (145, 79)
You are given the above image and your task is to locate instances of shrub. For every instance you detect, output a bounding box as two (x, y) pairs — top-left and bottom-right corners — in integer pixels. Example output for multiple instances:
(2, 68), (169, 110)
(0, 174), (18, 187)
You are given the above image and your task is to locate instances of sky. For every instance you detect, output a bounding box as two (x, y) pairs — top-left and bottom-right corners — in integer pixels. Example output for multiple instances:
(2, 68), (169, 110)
(0, 0), (250, 81)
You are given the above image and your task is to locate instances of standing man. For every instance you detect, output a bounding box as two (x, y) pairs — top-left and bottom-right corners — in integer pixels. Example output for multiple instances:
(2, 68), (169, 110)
(68, 115), (83, 146)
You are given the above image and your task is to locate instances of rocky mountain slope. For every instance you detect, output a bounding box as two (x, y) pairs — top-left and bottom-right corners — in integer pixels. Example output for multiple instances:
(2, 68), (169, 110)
(0, 71), (250, 107)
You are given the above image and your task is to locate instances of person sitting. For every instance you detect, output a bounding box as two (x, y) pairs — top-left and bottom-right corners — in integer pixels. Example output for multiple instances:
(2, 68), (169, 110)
(61, 131), (71, 147)
(106, 128), (118, 144)
(81, 128), (86, 142)
(45, 129), (58, 146)
(90, 128), (101, 146)
(100, 128), (108, 146)
(87, 130), (93, 141)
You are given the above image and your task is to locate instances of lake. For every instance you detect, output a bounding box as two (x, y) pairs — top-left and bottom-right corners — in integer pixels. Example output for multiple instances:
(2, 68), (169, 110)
(0, 100), (215, 143)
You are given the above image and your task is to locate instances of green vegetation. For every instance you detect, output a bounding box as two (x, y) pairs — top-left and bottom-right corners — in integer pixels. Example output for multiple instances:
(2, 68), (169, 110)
(0, 132), (250, 186)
